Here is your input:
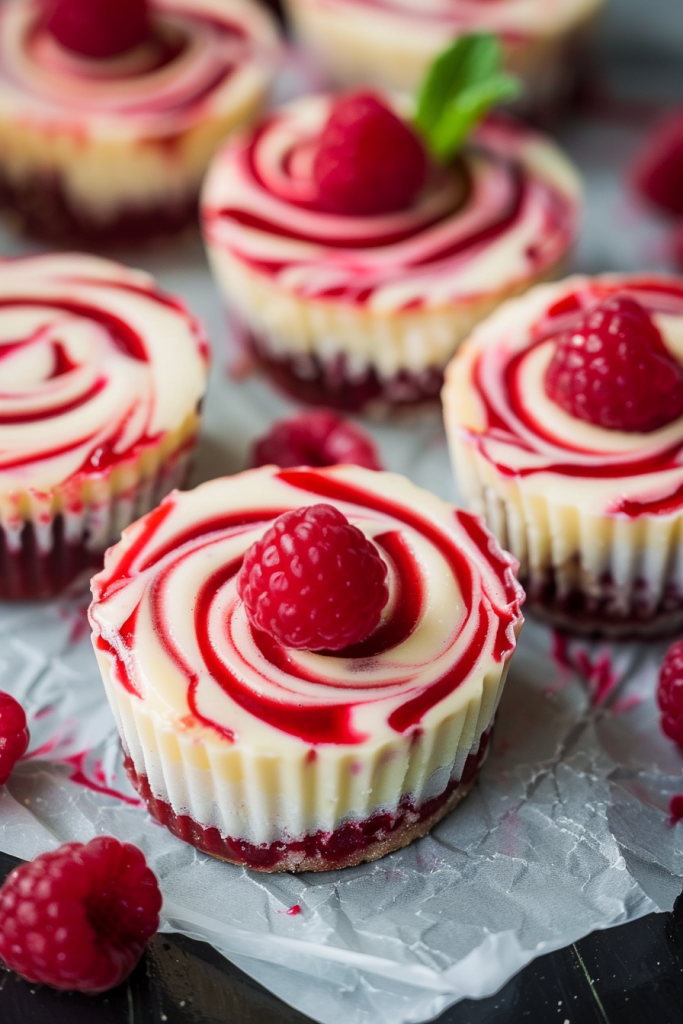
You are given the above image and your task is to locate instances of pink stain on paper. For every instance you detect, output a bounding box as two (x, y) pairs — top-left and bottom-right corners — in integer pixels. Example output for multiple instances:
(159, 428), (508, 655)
(63, 752), (143, 808)
(550, 631), (630, 709)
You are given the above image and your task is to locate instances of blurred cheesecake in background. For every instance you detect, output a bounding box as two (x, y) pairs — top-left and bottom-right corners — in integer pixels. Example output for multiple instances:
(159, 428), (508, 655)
(0, 0), (280, 242)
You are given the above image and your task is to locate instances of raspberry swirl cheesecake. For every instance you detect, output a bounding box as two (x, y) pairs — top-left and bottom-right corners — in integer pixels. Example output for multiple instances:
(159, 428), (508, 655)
(444, 274), (683, 635)
(284, 0), (603, 110)
(0, 252), (208, 600)
(202, 92), (580, 411)
(0, 0), (279, 241)
(88, 465), (524, 872)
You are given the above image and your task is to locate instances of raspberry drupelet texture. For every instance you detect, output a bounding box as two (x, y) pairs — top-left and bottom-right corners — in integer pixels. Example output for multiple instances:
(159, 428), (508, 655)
(544, 294), (683, 432)
(252, 411), (382, 471)
(237, 503), (389, 651)
(45, 0), (151, 60)
(658, 639), (683, 748)
(0, 691), (29, 786)
(632, 111), (683, 217)
(0, 837), (162, 993)
(313, 92), (428, 217)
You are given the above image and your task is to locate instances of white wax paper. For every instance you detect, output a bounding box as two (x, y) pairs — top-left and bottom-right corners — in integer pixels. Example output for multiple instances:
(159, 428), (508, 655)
(2, 4), (683, 1020)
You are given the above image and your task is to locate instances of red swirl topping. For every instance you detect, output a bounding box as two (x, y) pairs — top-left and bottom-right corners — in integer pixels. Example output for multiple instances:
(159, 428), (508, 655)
(89, 466), (523, 747)
(455, 274), (683, 516)
(202, 100), (580, 310)
(0, 253), (208, 491)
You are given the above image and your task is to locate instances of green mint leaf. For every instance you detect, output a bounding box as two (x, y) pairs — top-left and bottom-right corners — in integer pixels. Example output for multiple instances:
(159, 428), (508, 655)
(415, 34), (522, 163)
(429, 75), (522, 162)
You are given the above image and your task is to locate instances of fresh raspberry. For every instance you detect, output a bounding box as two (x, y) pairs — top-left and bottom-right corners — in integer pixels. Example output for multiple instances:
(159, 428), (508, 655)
(0, 836), (161, 993)
(0, 691), (29, 786)
(252, 411), (382, 471)
(544, 294), (683, 432)
(44, 0), (151, 60)
(632, 111), (683, 216)
(237, 503), (389, 651)
(658, 639), (683, 748)
(313, 92), (427, 216)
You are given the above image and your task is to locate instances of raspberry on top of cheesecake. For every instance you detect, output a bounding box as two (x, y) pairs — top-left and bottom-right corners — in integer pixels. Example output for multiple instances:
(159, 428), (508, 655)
(444, 273), (683, 634)
(0, 0), (279, 239)
(89, 465), (524, 872)
(202, 41), (580, 410)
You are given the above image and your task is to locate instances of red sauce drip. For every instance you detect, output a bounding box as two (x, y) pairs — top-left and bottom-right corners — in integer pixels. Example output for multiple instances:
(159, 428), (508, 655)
(286, 905), (302, 916)
(94, 601), (142, 698)
(65, 751), (142, 807)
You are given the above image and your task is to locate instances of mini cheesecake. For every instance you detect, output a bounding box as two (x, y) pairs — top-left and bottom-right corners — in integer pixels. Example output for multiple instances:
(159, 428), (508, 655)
(202, 96), (581, 412)
(0, 0), (279, 241)
(88, 465), (524, 872)
(284, 0), (604, 112)
(443, 274), (683, 635)
(0, 252), (208, 599)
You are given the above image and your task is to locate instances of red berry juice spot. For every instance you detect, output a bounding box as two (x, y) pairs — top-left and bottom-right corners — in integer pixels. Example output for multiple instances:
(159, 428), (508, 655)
(632, 111), (683, 217)
(312, 92), (428, 217)
(45, 0), (152, 60)
(237, 503), (389, 651)
(544, 294), (683, 432)
(0, 836), (161, 993)
(252, 411), (382, 471)
(0, 691), (29, 785)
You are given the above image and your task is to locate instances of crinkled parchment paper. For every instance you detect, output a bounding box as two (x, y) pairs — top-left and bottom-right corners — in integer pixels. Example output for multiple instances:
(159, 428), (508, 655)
(2, 11), (683, 1019)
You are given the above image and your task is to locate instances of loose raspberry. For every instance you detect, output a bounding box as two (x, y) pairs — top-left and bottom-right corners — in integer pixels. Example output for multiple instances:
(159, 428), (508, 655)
(313, 92), (427, 216)
(44, 0), (151, 60)
(0, 691), (29, 786)
(0, 836), (161, 993)
(544, 294), (683, 432)
(632, 111), (683, 216)
(658, 639), (683, 748)
(237, 503), (389, 650)
(252, 411), (382, 471)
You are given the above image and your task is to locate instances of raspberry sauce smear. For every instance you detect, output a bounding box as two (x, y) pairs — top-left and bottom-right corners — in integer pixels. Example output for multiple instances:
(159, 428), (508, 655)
(89, 465), (524, 871)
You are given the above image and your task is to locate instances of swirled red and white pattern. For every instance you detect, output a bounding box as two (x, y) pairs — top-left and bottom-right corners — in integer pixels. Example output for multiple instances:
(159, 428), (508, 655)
(89, 466), (524, 748)
(453, 274), (683, 517)
(0, 0), (278, 132)
(0, 253), (208, 494)
(202, 99), (580, 311)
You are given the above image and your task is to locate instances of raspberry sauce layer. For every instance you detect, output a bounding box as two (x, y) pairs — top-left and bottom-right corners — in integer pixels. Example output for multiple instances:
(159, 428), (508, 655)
(0, 0), (278, 135)
(202, 102), (580, 313)
(0, 253), (208, 499)
(447, 274), (683, 518)
(89, 466), (523, 854)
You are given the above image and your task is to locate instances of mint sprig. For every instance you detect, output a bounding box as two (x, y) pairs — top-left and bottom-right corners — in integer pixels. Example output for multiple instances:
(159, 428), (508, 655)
(415, 34), (521, 164)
